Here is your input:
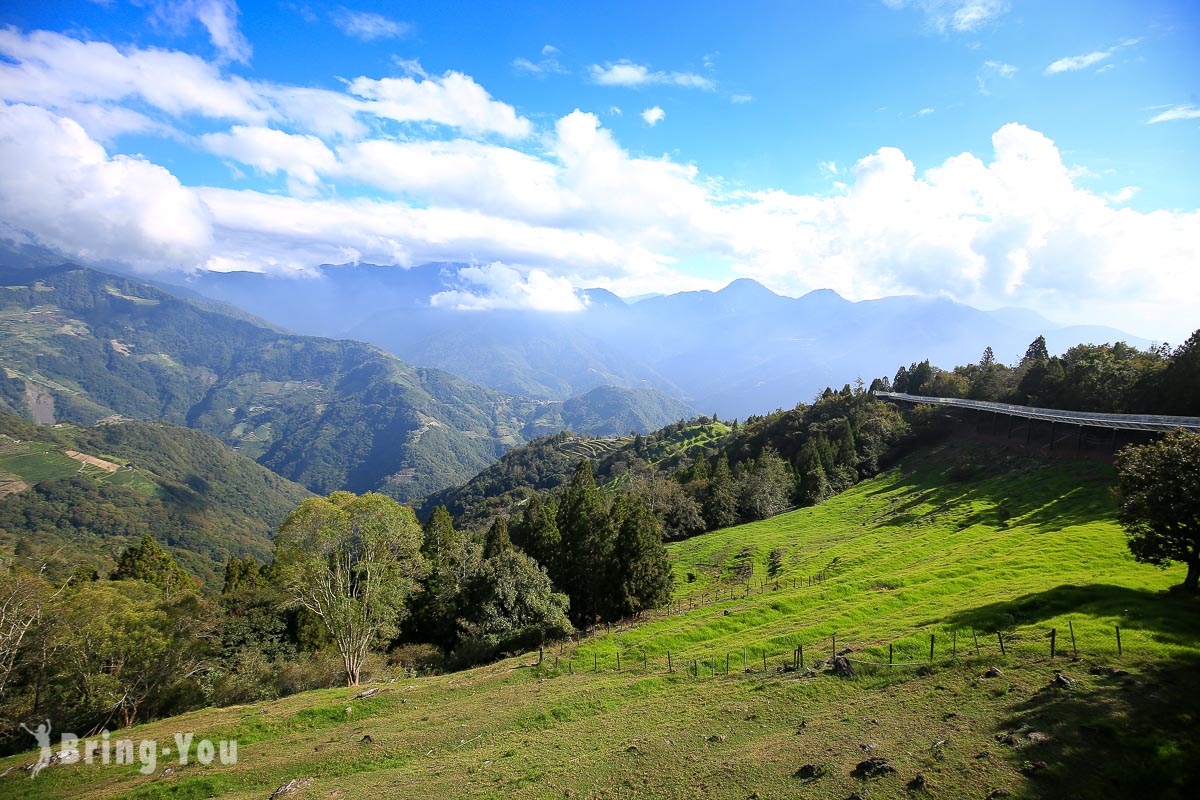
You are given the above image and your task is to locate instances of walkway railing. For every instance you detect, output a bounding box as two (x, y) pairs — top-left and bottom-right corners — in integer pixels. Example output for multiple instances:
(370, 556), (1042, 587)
(874, 392), (1200, 433)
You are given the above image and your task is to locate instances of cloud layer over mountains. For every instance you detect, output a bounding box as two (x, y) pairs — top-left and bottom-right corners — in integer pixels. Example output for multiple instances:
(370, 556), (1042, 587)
(0, 25), (1196, 340)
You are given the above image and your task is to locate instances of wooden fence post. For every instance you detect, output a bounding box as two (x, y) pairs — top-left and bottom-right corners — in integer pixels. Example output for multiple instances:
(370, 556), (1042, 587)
(743, 647), (747, 671)
(616, 651), (621, 671)
(762, 652), (767, 672)
(668, 651), (672, 673)
(539, 646), (544, 664)
(889, 643), (893, 666)
(1069, 620), (1078, 658)
(799, 642), (804, 669)
(726, 653), (730, 675)
(594, 653), (598, 671)
(952, 630), (957, 658)
(1115, 625), (1122, 656)
(832, 634), (837, 661)
(930, 634), (935, 663)
(972, 628), (980, 656)
(1050, 629), (1056, 660)
(997, 632), (1006, 656)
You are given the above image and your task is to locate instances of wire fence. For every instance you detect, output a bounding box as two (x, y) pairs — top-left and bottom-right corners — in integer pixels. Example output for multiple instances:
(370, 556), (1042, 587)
(533, 620), (1140, 679)
(509, 569), (1145, 680)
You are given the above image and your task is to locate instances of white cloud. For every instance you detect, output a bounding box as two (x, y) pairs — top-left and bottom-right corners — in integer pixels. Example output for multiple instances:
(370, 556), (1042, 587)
(977, 60), (1016, 95)
(1147, 104), (1200, 124)
(913, 107), (934, 117)
(883, 1), (1010, 33)
(146, 0), (252, 64)
(0, 103), (211, 269)
(1104, 186), (1139, 204)
(429, 262), (586, 311)
(730, 94), (753, 104)
(1045, 51), (1109, 74)
(200, 125), (336, 193)
(513, 45), (566, 76)
(589, 60), (715, 90)
(1045, 37), (1141, 75)
(331, 8), (410, 41)
(641, 106), (666, 126)
(0, 27), (1196, 340)
(347, 71), (532, 138)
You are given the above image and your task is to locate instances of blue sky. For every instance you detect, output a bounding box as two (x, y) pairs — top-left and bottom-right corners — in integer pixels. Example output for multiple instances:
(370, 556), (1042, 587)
(0, 0), (1197, 339)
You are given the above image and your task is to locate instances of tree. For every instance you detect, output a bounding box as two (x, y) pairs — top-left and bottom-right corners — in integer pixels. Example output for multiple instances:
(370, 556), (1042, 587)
(556, 461), (615, 625)
(609, 497), (674, 617)
(737, 447), (795, 520)
(0, 568), (50, 699)
(1114, 431), (1200, 591)
(702, 454), (739, 530)
(452, 548), (572, 666)
(274, 492), (425, 685)
(47, 580), (208, 728)
(1021, 335), (1050, 365)
(112, 535), (193, 598)
(484, 517), (511, 559)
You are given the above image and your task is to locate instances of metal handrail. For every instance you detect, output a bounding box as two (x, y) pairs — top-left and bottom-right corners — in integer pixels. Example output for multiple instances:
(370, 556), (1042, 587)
(874, 392), (1200, 433)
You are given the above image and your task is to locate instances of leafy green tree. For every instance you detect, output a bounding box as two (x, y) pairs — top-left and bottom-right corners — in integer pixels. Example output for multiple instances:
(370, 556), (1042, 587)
(47, 580), (208, 728)
(627, 472), (705, 540)
(1115, 430), (1200, 591)
(556, 461), (614, 625)
(274, 492), (425, 685)
(452, 548), (572, 665)
(738, 447), (795, 520)
(222, 556), (261, 595)
(702, 454), (739, 530)
(609, 497), (674, 617)
(0, 568), (50, 699)
(112, 534), (193, 598)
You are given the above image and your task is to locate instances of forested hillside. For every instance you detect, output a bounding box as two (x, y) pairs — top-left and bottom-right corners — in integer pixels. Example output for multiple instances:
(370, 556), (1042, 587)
(425, 388), (917, 537)
(0, 412), (309, 585)
(883, 332), (1200, 415)
(0, 262), (693, 500)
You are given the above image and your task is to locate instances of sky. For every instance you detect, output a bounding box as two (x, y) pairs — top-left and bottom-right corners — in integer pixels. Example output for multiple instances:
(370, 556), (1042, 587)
(0, 0), (1197, 341)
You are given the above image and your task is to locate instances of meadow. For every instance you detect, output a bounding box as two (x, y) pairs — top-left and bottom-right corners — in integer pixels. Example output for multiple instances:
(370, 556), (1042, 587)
(3, 439), (1197, 799)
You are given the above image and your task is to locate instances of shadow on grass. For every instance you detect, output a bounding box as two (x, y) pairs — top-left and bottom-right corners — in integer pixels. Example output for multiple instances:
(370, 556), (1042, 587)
(940, 583), (1200, 648)
(941, 583), (1200, 798)
(866, 440), (1117, 534)
(994, 654), (1200, 799)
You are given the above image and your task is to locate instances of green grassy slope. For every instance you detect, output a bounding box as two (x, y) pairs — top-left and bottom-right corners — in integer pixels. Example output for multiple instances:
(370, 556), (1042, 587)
(5, 441), (1197, 799)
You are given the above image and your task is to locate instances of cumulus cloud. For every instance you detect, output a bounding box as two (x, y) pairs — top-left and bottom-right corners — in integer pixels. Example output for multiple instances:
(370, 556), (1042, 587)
(641, 106), (665, 126)
(589, 60), (714, 90)
(0, 27), (1196, 339)
(0, 103), (211, 269)
(331, 8), (410, 41)
(0, 29), (528, 141)
(347, 71), (531, 138)
(201, 125), (337, 193)
(513, 44), (566, 76)
(430, 262), (587, 311)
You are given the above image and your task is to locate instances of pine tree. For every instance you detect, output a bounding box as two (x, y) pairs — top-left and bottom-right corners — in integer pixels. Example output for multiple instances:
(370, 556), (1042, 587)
(609, 497), (673, 617)
(1021, 335), (1050, 365)
(557, 461), (614, 625)
(702, 453), (738, 530)
(484, 517), (511, 559)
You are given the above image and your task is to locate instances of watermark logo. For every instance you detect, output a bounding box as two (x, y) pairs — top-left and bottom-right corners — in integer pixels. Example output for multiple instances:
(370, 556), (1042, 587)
(20, 720), (237, 778)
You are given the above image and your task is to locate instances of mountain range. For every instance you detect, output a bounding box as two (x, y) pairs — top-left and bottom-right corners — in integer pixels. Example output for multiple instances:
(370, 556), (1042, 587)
(0, 259), (695, 501)
(165, 263), (1152, 417)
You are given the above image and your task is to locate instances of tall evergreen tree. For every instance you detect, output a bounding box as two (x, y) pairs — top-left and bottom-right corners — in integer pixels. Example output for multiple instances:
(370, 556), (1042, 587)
(484, 517), (511, 559)
(556, 461), (614, 625)
(609, 497), (673, 617)
(702, 454), (739, 530)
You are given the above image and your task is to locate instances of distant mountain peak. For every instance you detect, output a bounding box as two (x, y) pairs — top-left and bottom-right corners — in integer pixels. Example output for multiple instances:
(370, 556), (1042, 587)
(719, 277), (777, 297)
